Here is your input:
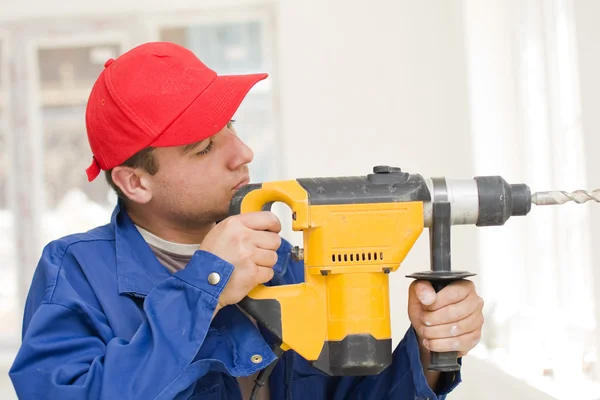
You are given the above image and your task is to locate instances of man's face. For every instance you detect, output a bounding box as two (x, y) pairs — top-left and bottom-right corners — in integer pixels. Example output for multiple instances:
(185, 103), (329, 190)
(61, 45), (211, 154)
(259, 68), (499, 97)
(146, 121), (254, 227)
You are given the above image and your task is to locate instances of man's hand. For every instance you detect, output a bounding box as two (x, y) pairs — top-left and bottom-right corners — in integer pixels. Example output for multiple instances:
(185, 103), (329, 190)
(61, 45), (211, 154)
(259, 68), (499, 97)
(199, 211), (282, 311)
(408, 279), (484, 390)
(408, 279), (484, 357)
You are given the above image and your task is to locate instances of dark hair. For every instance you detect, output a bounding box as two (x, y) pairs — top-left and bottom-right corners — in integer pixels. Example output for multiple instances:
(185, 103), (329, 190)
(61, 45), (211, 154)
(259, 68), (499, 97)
(104, 147), (159, 201)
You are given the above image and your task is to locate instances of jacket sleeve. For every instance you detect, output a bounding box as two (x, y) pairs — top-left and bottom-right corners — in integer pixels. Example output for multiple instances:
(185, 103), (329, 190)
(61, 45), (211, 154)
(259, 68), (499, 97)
(331, 326), (462, 400)
(9, 245), (234, 400)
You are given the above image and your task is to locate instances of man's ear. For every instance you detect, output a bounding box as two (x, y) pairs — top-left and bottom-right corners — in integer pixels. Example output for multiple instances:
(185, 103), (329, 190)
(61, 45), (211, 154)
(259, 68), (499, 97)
(111, 166), (153, 204)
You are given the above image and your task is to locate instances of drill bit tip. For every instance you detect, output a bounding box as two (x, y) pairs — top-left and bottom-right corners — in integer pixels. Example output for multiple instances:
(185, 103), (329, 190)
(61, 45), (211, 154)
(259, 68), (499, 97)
(531, 189), (600, 206)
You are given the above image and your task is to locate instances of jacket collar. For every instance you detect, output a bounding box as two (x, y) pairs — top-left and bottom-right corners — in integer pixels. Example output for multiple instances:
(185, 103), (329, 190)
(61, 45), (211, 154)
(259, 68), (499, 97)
(112, 200), (289, 296)
(113, 200), (172, 296)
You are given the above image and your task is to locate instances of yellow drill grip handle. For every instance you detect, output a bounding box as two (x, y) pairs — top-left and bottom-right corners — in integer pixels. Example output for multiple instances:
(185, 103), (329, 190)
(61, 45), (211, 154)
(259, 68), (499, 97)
(229, 181), (326, 358)
(228, 180), (310, 230)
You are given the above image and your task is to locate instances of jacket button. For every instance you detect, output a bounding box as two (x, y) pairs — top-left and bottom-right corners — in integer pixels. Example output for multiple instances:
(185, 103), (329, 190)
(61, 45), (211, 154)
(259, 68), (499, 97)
(251, 354), (263, 363)
(208, 272), (221, 285)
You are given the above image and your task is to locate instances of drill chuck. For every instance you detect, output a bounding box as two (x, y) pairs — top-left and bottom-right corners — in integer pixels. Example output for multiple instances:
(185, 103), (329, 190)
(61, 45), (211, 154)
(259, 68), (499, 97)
(423, 176), (532, 228)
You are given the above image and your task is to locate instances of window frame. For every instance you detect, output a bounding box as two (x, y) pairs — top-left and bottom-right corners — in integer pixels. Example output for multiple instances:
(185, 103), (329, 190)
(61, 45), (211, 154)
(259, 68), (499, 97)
(0, 27), (20, 351)
(0, 29), (13, 210)
(29, 33), (129, 218)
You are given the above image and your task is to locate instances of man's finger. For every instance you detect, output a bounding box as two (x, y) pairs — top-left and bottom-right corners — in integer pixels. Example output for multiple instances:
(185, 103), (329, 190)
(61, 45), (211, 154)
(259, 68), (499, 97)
(418, 308), (484, 340)
(252, 230), (282, 251)
(421, 292), (483, 326)
(254, 265), (276, 285)
(425, 280), (475, 311)
(252, 248), (279, 267)
(423, 328), (481, 354)
(238, 211), (282, 233)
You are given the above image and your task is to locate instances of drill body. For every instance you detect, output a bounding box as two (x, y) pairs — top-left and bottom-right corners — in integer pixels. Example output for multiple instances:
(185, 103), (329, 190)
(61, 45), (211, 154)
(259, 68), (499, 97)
(229, 165), (532, 377)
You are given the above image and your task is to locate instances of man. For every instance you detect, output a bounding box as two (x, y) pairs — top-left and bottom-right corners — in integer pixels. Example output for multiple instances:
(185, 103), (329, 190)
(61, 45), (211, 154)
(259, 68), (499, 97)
(9, 42), (484, 399)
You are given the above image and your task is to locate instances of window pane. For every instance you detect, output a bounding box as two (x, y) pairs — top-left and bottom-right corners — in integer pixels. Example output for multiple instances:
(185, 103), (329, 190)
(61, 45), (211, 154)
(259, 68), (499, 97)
(161, 21), (264, 75)
(37, 44), (120, 244)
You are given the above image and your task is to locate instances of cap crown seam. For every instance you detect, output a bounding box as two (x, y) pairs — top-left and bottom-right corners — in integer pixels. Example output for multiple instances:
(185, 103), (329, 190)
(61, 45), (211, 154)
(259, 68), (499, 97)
(152, 73), (219, 142)
(104, 65), (158, 139)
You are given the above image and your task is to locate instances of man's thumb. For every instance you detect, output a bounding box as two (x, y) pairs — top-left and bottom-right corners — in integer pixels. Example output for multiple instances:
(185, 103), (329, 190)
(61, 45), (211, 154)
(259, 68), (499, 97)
(415, 280), (436, 306)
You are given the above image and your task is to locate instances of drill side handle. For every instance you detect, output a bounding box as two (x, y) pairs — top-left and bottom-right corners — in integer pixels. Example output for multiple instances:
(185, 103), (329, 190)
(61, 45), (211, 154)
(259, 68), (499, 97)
(428, 201), (461, 371)
(406, 200), (475, 372)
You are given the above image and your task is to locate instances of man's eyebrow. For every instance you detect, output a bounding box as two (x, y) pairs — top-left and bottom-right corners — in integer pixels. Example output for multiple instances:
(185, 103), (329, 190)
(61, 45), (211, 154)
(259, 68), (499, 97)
(181, 140), (204, 155)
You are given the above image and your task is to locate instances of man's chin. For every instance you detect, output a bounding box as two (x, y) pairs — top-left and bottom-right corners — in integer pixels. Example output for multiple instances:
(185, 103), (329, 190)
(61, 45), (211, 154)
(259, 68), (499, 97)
(213, 208), (232, 224)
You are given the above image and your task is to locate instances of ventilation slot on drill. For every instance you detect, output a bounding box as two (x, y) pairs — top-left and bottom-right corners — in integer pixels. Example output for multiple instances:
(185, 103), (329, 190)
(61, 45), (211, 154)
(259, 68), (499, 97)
(331, 252), (385, 263)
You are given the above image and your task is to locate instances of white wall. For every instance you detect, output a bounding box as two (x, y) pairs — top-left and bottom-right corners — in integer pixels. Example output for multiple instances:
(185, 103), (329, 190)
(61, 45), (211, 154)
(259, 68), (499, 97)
(276, 0), (475, 177)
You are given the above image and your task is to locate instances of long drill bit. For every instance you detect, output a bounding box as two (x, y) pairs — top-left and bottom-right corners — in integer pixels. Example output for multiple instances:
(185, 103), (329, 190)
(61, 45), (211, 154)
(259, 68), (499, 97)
(531, 189), (600, 205)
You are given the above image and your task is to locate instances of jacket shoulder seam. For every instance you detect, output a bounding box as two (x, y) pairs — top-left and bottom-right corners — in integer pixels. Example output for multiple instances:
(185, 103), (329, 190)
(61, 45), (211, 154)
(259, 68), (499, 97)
(47, 237), (115, 302)
(39, 299), (79, 314)
(37, 300), (102, 332)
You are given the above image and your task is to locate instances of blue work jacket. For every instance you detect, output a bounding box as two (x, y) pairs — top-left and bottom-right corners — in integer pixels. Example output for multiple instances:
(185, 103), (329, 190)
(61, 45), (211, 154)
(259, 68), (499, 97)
(9, 201), (461, 399)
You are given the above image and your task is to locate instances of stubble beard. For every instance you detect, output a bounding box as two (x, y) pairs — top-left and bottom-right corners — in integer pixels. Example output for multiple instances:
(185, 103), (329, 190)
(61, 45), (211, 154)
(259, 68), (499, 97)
(168, 205), (228, 229)
(166, 195), (232, 229)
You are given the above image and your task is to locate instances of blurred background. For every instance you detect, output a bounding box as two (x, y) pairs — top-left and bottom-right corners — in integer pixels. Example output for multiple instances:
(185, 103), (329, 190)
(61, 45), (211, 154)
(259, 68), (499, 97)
(1, 0), (599, 398)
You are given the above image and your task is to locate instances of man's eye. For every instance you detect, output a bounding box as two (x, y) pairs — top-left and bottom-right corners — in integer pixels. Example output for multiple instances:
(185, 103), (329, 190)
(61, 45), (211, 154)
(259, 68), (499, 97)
(196, 141), (214, 155)
(227, 119), (236, 129)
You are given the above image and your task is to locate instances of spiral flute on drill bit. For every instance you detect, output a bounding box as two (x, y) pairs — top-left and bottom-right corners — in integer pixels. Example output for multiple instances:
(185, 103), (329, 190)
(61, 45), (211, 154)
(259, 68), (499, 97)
(531, 189), (600, 206)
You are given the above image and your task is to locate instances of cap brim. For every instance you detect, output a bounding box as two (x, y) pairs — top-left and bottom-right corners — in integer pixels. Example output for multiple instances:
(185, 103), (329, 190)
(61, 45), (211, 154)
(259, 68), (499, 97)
(151, 72), (268, 147)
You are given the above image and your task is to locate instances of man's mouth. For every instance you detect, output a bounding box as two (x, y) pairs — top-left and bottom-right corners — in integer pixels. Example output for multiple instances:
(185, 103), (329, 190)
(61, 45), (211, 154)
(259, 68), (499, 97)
(232, 176), (250, 191)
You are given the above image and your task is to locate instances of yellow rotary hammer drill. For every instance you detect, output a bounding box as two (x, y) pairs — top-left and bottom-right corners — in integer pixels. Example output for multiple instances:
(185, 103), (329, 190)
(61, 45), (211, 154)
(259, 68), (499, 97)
(228, 165), (597, 393)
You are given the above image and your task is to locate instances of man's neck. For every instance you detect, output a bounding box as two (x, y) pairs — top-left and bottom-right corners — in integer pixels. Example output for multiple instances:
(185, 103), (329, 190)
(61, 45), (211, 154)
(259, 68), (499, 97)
(135, 225), (200, 256)
(125, 203), (215, 245)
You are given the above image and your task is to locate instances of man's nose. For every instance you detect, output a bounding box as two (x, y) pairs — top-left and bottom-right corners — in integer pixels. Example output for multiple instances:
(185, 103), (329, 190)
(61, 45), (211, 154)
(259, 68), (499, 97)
(227, 133), (254, 169)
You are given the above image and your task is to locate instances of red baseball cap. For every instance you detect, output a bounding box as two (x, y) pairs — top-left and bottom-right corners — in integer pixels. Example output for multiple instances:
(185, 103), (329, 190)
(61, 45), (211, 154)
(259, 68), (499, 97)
(84, 41), (268, 181)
